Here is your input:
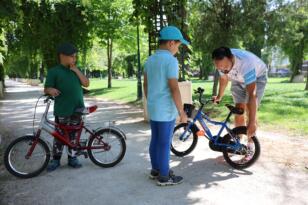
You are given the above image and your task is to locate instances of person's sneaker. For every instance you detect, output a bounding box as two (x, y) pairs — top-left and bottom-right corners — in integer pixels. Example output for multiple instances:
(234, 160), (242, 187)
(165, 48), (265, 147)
(156, 175), (183, 186)
(243, 143), (255, 162)
(68, 157), (82, 168)
(149, 169), (159, 180)
(149, 169), (174, 180)
(47, 159), (60, 172)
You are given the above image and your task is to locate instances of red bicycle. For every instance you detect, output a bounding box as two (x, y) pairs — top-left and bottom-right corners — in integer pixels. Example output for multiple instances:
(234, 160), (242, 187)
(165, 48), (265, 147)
(4, 95), (126, 178)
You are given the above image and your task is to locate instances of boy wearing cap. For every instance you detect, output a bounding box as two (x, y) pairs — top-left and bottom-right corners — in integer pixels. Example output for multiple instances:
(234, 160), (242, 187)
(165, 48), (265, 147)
(143, 26), (189, 186)
(44, 43), (89, 171)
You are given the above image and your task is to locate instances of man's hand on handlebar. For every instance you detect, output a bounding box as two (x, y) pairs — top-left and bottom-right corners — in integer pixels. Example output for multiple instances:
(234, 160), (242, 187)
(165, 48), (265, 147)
(212, 95), (221, 104)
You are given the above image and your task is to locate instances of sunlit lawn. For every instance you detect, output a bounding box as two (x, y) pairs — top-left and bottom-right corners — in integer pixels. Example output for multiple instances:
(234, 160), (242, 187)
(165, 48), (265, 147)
(89, 77), (308, 136)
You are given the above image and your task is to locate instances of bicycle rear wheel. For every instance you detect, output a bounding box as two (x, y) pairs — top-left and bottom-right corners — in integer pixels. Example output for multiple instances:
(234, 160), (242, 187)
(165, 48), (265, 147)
(88, 128), (126, 168)
(4, 135), (50, 178)
(171, 123), (198, 157)
(222, 126), (261, 169)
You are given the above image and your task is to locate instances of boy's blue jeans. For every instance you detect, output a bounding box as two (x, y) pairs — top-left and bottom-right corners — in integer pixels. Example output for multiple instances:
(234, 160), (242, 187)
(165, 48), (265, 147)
(149, 119), (176, 177)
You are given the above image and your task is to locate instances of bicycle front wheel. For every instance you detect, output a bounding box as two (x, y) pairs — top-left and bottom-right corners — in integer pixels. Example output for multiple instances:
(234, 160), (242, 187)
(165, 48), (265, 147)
(4, 135), (50, 178)
(88, 128), (126, 168)
(171, 123), (198, 157)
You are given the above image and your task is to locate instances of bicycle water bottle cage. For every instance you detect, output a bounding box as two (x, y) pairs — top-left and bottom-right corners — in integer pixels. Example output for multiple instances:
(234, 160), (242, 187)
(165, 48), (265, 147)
(225, 104), (244, 115)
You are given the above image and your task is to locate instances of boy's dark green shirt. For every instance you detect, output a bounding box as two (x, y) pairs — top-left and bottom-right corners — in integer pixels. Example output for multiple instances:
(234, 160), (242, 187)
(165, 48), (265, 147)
(44, 64), (84, 117)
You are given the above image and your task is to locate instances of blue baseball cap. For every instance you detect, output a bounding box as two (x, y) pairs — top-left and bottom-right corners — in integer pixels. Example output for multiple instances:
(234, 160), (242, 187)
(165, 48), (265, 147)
(159, 26), (189, 45)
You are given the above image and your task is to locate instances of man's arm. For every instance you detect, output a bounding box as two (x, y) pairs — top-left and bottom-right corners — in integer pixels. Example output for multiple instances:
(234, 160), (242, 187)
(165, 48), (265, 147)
(143, 73), (147, 99)
(168, 79), (187, 123)
(246, 82), (257, 138)
(70, 65), (89, 87)
(213, 75), (229, 102)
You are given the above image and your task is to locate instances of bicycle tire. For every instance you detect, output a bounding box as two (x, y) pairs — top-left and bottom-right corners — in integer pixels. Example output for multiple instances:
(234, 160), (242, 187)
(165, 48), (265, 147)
(4, 135), (50, 178)
(88, 128), (126, 168)
(222, 126), (261, 169)
(171, 123), (198, 157)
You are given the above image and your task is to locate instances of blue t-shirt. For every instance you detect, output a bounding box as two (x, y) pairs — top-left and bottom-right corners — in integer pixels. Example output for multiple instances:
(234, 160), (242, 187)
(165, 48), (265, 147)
(144, 50), (179, 121)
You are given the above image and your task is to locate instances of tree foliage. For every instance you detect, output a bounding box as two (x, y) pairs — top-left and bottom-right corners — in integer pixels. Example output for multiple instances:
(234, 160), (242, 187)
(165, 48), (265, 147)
(0, 0), (307, 90)
(2, 0), (95, 79)
(266, 0), (308, 82)
(91, 0), (133, 88)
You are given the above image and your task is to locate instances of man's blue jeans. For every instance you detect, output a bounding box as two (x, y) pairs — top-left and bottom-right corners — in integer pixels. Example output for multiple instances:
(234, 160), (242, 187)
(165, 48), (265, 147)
(149, 119), (176, 177)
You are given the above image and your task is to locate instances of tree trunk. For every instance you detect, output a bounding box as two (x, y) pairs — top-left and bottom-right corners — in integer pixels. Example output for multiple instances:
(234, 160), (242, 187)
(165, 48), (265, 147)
(82, 45), (87, 76)
(289, 57), (302, 82)
(0, 63), (4, 82)
(39, 62), (44, 83)
(305, 73), (308, 90)
(289, 39), (304, 82)
(199, 66), (203, 80)
(107, 38), (113, 88)
(0, 63), (4, 98)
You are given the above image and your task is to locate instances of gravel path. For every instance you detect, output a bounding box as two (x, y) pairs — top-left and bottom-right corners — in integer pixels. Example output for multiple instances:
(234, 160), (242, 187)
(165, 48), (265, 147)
(0, 79), (307, 205)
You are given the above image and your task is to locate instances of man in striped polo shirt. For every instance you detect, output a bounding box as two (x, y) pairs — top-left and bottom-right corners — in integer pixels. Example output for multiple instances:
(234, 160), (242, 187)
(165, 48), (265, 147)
(211, 47), (267, 156)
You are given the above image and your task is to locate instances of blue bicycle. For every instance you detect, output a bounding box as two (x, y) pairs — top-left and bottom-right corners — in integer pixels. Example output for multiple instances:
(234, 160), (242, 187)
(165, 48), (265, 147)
(171, 87), (260, 169)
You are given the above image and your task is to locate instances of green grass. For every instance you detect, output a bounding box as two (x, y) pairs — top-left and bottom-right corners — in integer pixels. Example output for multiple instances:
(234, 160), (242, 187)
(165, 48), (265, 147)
(88, 78), (139, 103)
(89, 77), (308, 136)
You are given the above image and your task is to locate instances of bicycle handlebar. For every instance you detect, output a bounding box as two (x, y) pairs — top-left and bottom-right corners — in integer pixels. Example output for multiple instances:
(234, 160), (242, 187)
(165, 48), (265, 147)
(193, 87), (219, 105)
(44, 94), (55, 103)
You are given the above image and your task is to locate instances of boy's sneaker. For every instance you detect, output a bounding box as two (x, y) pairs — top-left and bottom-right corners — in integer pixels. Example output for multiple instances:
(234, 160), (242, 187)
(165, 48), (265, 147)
(68, 157), (82, 168)
(156, 175), (183, 186)
(149, 169), (159, 180)
(149, 169), (174, 180)
(47, 159), (60, 172)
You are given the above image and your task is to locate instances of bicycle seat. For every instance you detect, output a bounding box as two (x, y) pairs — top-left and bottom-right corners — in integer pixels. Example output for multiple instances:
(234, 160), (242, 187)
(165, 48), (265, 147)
(75, 105), (98, 115)
(225, 104), (244, 115)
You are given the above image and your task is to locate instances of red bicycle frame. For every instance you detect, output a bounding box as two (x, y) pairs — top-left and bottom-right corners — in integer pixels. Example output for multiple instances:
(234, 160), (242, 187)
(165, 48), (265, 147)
(26, 97), (109, 157)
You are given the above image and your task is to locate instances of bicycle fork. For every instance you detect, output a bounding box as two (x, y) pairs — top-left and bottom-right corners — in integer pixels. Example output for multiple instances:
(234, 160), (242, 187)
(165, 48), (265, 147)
(25, 129), (42, 159)
(180, 122), (200, 141)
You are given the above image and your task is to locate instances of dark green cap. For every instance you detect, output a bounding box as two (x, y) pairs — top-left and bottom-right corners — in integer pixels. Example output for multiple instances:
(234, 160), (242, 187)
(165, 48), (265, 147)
(57, 43), (78, 56)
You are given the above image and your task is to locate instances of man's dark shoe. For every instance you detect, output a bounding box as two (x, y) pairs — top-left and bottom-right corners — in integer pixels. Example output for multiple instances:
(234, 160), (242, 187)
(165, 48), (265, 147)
(47, 159), (60, 172)
(157, 175), (183, 186)
(68, 157), (82, 168)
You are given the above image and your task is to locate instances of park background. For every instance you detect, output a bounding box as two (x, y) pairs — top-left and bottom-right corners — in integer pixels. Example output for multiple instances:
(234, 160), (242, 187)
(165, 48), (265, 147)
(0, 0), (307, 136)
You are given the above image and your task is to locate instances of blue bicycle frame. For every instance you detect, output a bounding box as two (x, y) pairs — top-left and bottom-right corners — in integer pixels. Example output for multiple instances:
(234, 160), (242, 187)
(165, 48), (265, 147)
(180, 105), (242, 151)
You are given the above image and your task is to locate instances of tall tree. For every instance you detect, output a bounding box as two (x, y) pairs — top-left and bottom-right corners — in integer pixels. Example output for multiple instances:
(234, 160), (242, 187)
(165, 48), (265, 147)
(0, 0), (20, 84)
(240, 0), (267, 57)
(3, 0), (94, 79)
(133, 0), (191, 81)
(266, 0), (308, 83)
(93, 0), (132, 88)
(191, 0), (241, 95)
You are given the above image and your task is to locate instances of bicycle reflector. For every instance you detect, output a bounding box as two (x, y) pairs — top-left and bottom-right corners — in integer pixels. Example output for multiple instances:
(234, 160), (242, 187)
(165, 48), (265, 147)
(88, 105), (98, 113)
(196, 130), (205, 137)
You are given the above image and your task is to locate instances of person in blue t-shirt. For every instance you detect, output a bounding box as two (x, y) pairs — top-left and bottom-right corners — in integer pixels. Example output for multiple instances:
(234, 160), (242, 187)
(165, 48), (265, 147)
(143, 26), (189, 186)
